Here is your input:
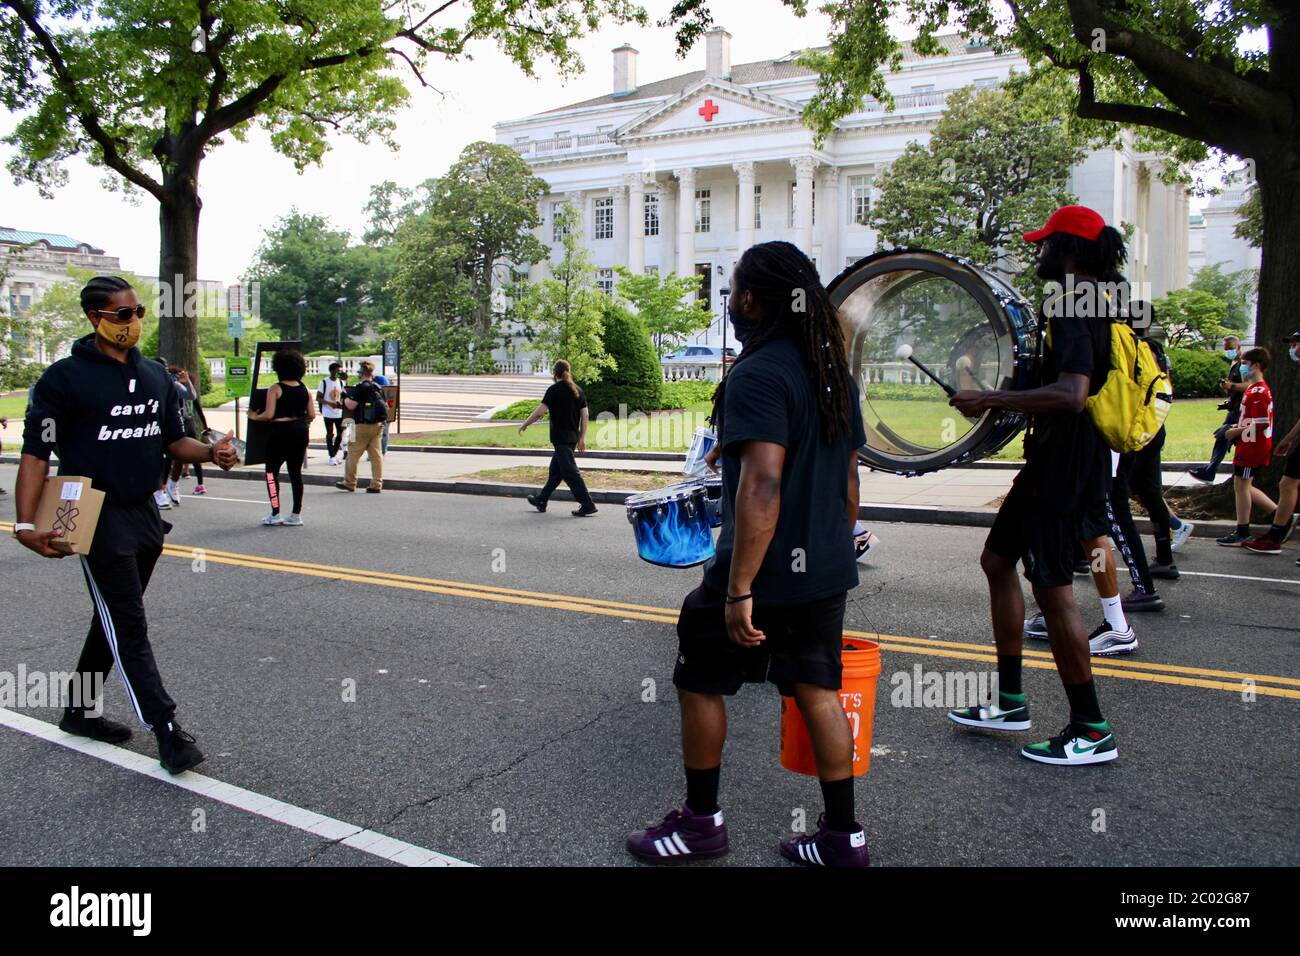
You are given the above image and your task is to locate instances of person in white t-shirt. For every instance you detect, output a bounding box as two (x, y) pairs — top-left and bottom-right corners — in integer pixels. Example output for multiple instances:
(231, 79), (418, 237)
(317, 362), (346, 465)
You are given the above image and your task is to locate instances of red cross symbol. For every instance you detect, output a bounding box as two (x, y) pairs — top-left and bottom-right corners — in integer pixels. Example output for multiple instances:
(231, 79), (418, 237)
(698, 99), (720, 122)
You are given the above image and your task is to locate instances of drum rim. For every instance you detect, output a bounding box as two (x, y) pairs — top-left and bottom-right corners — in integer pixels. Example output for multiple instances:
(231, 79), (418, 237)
(831, 248), (1036, 476)
(624, 480), (709, 507)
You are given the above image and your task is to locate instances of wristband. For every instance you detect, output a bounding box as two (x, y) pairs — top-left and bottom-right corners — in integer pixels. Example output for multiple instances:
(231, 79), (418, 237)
(12, 522), (36, 537)
(724, 592), (752, 605)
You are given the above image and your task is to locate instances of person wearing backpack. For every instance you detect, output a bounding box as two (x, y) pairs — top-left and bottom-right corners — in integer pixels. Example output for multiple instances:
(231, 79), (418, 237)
(946, 205), (1122, 766)
(335, 360), (386, 494)
(317, 362), (346, 465)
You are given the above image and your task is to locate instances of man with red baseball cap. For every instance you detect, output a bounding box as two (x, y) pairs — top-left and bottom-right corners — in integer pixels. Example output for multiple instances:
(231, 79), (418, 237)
(947, 205), (1127, 766)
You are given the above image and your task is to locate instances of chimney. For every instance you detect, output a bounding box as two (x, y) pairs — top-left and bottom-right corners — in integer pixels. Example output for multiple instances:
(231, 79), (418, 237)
(613, 43), (638, 97)
(705, 26), (731, 81)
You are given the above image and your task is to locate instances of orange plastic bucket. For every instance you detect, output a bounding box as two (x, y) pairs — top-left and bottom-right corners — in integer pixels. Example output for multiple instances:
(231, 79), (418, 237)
(779, 637), (881, 777)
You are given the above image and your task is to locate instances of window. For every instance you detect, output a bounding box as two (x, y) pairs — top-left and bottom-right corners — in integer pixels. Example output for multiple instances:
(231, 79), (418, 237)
(644, 192), (660, 237)
(645, 265), (659, 276)
(594, 196), (614, 240)
(695, 262), (712, 302)
(551, 202), (569, 242)
(788, 180), (816, 227)
(912, 83), (935, 92)
(848, 174), (872, 225)
(973, 76), (999, 88)
(597, 268), (615, 296)
(734, 183), (762, 229)
(695, 188), (711, 233)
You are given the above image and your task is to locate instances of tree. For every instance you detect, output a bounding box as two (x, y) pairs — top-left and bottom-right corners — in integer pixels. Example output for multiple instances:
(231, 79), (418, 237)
(1188, 263), (1256, 335)
(363, 178), (439, 246)
(516, 203), (612, 383)
(868, 80), (1088, 294)
(387, 141), (549, 369)
(243, 211), (388, 353)
(585, 300), (663, 414)
(1234, 186), (1263, 248)
(1, 0), (645, 379)
(614, 267), (712, 356)
(666, 0), (1300, 502)
(1153, 287), (1230, 348)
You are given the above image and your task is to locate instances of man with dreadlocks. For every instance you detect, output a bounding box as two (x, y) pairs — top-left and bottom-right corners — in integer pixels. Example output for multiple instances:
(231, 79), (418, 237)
(947, 206), (1123, 765)
(627, 241), (871, 867)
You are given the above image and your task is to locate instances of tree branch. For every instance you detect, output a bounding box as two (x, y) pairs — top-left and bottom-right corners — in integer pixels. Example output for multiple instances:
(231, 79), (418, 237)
(1075, 65), (1235, 147)
(3, 0), (164, 201)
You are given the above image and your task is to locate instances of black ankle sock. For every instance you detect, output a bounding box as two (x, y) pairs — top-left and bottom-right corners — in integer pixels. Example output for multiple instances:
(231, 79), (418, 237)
(1064, 679), (1104, 725)
(1154, 537), (1173, 565)
(684, 765), (720, 815)
(819, 776), (855, 832)
(1268, 524), (1287, 543)
(997, 654), (1022, 696)
(1237, 523), (1250, 536)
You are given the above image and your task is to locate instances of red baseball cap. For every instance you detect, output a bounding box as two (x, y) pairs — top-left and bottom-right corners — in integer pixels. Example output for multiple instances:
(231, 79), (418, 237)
(1023, 205), (1106, 244)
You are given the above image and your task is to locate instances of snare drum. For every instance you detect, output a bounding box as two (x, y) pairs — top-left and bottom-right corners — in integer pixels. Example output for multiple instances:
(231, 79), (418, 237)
(625, 481), (715, 568)
(700, 472), (723, 528)
(831, 249), (1038, 476)
(683, 427), (718, 477)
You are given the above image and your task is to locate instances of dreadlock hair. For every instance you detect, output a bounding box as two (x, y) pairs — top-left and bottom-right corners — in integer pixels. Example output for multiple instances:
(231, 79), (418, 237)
(80, 275), (133, 314)
(712, 241), (852, 445)
(1043, 225), (1128, 282)
(554, 359), (580, 397)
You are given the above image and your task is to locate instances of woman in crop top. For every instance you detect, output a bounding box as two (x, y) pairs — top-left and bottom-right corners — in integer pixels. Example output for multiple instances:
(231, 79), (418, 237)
(248, 348), (316, 526)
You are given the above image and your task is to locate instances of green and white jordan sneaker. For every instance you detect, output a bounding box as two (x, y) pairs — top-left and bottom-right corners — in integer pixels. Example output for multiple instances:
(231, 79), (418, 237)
(948, 694), (1031, 731)
(1020, 720), (1117, 766)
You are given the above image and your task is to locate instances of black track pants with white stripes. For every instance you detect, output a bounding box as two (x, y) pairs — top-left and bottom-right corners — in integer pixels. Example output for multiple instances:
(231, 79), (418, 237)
(72, 505), (176, 729)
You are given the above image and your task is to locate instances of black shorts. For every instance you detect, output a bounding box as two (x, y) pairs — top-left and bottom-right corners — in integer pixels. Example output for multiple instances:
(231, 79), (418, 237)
(672, 584), (846, 697)
(1079, 495), (1112, 542)
(1286, 445), (1300, 480)
(985, 480), (1079, 590)
(1233, 463), (1260, 479)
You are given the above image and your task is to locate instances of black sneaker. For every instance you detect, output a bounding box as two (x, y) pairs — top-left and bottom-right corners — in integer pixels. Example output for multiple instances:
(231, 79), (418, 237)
(1187, 468), (1215, 483)
(1149, 562), (1180, 580)
(156, 721), (205, 775)
(526, 494), (546, 513)
(1073, 560), (1091, 575)
(59, 709), (132, 744)
(1021, 720), (1118, 766)
(572, 506), (599, 517)
(1217, 531), (1251, 547)
(334, 481), (355, 492)
(1122, 591), (1165, 613)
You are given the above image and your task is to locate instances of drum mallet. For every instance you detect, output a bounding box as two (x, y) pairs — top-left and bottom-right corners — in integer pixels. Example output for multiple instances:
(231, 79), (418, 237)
(895, 344), (956, 397)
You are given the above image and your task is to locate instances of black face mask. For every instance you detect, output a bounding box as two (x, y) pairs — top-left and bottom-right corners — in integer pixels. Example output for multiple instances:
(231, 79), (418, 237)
(729, 295), (759, 345)
(1035, 238), (1066, 282)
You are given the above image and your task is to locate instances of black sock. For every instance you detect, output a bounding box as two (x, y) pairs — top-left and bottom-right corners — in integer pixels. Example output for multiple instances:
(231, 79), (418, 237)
(997, 654), (1022, 697)
(1154, 536), (1173, 565)
(1268, 523), (1287, 543)
(1064, 679), (1104, 725)
(1237, 523), (1250, 536)
(684, 765), (720, 815)
(819, 776), (855, 832)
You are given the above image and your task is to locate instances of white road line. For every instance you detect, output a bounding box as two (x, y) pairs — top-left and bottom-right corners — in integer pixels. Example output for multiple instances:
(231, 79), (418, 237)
(179, 495), (266, 504)
(1178, 569), (1300, 586)
(0, 708), (472, 868)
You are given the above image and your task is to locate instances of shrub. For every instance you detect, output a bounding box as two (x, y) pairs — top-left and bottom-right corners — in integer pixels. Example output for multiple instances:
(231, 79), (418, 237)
(198, 360), (212, 397)
(0, 359), (46, 392)
(1166, 348), (1227, 399)
(492, 398), (541, 420)
(585, 301), (663, 415)
(659, 378), (716, 409)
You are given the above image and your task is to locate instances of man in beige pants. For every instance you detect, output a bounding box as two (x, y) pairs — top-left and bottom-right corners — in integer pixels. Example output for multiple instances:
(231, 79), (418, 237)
(335, 361), (385, 494)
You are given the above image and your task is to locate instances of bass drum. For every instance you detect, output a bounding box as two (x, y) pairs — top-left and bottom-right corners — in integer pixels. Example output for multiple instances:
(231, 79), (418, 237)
(830, 249), (1039, 476)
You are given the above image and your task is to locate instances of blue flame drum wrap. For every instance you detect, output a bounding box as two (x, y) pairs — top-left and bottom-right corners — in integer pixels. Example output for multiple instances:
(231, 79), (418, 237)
(625, 481), (716, 568)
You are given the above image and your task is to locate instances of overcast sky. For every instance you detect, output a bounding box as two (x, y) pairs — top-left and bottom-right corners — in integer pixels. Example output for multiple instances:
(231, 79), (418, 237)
(0, 0), (846, 283)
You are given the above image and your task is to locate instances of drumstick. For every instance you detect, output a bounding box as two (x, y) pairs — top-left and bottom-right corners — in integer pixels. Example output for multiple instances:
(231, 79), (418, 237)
(954, 355), (988, 391)
(895, 344), (956, 397)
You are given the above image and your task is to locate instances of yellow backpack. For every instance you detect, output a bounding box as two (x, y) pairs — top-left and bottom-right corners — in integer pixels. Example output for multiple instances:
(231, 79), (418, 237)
(1084, 321), (1173, 453)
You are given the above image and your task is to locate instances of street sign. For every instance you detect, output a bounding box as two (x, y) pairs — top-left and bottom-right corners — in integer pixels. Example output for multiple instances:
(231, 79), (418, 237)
(227, 311), (244, 339)
(225, 355), (251, 398)
(383, 338), (400, 373)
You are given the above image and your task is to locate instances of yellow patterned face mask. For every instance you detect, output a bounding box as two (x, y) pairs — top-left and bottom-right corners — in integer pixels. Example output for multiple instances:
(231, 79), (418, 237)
(94, 316), (142, 349)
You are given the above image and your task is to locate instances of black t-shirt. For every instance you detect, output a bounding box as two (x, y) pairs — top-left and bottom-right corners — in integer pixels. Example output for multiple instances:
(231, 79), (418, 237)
(703, 337), (868, 606)
(1226, 359), (1244, 413)
(1018, 289), (1112, 514)
(543, 381), (587, 446)
(22, 334), (185, 506)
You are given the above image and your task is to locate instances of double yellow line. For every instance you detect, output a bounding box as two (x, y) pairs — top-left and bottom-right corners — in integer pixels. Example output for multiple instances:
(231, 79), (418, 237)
(6, 520), (1296, 699)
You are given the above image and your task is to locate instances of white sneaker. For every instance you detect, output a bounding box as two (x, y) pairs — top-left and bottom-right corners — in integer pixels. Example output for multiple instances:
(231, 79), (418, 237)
(166, 481), (180, 506)
(261, 513), (284, 526)
(1170, 519), (1194, 552)
(280, 514), (303, 527)
(1023, 613), (1048, 639)
(154, 490), (172, 511)
(1087, 621), (1138, 656)
(852, 522), (879, 562)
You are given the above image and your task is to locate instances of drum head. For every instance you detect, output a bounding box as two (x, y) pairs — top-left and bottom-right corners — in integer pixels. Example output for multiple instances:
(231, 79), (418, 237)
(830, 249), (1037, 476)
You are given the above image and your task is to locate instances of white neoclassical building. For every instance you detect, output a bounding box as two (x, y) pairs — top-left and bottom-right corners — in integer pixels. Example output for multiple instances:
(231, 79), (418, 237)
(493, 27), (1193, 361)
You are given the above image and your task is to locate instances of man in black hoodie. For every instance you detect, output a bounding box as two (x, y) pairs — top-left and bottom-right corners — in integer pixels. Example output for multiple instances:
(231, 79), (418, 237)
(12, 277), (239, 774)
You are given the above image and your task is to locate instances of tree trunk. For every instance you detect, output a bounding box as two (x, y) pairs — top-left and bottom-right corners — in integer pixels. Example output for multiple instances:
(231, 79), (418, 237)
(157, 155), (202, 380)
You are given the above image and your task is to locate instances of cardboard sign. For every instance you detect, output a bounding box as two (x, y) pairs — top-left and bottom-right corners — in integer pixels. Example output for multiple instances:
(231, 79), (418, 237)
(34, 476), (105, 555)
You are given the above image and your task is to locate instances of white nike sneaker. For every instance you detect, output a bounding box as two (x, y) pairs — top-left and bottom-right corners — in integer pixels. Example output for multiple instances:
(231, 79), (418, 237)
(261, 513), (284, 526)
(853, 524), (880, 563)
(1088, 621), (1138, 656)
(166, 481), (180, 506)
(154, 490), (172, 511)
(280, 514), (303, 527)
(1021, 721), (1118, 766)
(1023, 613), (1048, 639)
(1170, 519), (1194, 552)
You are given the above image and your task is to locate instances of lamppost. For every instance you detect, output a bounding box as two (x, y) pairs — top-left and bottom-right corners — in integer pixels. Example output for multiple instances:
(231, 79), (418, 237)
(719, 286), (730, 380)
(334, 296), (347, 361)
(295, 298), (307, 343)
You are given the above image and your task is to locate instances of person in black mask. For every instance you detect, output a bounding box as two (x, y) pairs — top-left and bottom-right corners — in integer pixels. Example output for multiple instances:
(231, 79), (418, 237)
(947, 206), (1121, 766)
(627, 241), (871, 867)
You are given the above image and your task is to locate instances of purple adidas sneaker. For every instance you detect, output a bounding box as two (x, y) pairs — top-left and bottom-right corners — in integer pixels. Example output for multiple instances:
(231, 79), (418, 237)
(779, 815), (870, 867)
(626, 805), (729, 863)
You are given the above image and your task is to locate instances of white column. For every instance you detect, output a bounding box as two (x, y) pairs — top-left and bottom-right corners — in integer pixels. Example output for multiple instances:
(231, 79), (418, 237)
(528, 199), (547, 282)
(674, 167), (697, 282)
(791, 156), (816, 255)
(625, 173), (645, 275)
(733, 161), (756, 257)
(819, 166), (841, 283)
(661, 179), (676, 272)
(565, 190), (585, 237)
(611, 183), (629, 268)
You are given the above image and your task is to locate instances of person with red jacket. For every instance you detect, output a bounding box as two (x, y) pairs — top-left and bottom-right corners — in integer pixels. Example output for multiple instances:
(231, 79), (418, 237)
(1218, 347), (1277, 546)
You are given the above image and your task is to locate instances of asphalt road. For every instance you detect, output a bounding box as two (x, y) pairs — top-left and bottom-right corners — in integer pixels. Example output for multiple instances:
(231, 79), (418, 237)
(0, 462), (1296, 867)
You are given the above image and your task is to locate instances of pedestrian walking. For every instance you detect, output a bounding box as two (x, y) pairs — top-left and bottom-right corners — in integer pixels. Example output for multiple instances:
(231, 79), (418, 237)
(316, 362), (346, 465)
(248, 349), (315, 525)
(1244, 331), (1300, 556)
(1189, 335), (1246, 482)
(519, 359), (598, 517)
(335, 360), (385, 494)
(1218, 347), (1277, 545)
